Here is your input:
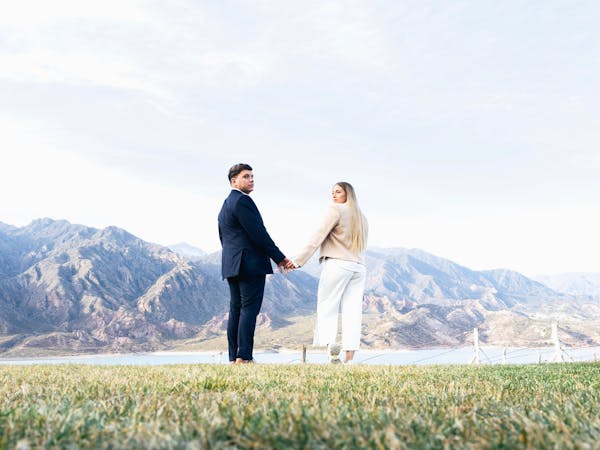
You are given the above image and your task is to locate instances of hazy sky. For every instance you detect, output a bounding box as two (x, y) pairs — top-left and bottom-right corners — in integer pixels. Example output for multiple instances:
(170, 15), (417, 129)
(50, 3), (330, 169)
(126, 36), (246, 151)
(1, 1), (599, 276)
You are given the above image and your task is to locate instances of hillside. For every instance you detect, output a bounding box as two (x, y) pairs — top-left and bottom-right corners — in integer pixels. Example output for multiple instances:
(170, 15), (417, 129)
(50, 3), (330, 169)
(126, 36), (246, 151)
(1, 219), (599, 356)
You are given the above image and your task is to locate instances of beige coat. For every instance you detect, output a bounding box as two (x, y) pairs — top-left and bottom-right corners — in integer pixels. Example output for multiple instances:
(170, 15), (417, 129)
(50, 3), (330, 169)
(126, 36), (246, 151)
(294, 203), (368, 267)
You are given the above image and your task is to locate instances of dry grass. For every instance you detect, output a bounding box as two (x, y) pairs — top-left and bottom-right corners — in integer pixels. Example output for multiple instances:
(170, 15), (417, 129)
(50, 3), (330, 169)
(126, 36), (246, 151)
(1, 363), (599, 449)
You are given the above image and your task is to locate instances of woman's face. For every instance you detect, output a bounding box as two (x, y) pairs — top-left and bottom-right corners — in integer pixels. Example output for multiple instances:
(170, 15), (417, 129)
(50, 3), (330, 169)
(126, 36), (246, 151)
(332, 184), (347, 203)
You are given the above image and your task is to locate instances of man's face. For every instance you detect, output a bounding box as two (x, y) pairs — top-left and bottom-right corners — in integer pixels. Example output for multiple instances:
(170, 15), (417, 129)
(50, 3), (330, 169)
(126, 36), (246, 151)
(232, 169), (254, 194)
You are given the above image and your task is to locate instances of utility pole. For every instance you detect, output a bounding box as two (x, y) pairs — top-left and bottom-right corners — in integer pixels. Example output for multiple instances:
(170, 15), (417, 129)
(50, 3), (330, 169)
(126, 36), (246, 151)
(551, 322), (565, 363)
(469, 328), (481, 365)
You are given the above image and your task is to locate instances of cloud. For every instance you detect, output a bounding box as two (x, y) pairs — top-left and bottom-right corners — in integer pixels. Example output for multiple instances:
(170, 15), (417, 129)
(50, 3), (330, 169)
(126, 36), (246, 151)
(0, 50), (171, 101)
(0, 116), (221, 250)
(0, 1), (278, 109)
(372, 204), (600, 276)
(2, 1), (600, 273)
(280, 2), (393, 71)
(0, 0), (146, 27)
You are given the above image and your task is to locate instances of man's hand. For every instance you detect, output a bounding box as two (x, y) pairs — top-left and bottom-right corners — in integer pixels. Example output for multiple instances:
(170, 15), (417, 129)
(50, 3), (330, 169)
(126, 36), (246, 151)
(277, 258), (296, 273)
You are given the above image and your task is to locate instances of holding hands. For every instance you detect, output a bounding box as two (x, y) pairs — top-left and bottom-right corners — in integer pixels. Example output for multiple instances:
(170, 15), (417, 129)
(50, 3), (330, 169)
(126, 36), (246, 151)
(277, 257), (298, 274)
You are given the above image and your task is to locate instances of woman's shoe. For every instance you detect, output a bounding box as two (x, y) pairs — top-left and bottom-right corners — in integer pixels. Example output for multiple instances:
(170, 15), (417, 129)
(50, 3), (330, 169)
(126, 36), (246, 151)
(328, 344), (342, 364)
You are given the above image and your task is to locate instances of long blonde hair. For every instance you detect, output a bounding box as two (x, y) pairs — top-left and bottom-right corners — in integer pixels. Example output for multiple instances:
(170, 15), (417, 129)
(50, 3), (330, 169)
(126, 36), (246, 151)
(335, 181), (368, 253)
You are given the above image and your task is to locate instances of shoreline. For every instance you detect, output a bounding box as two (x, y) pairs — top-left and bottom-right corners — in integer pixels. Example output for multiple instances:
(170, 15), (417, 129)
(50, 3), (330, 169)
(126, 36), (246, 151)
(1, 345), (599, 365)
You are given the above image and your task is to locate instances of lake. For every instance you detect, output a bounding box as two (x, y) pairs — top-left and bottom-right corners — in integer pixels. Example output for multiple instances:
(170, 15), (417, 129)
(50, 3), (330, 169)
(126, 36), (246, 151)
(1, 345), (599, 366)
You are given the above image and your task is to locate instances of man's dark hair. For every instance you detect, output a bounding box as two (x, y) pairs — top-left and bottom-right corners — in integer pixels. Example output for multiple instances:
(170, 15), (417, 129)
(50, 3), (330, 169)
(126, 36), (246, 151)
(228, 163), (253, 181)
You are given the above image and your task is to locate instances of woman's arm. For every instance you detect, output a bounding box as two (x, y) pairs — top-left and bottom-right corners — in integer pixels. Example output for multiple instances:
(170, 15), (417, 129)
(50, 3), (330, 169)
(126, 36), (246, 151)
(293, 204), (339, 267)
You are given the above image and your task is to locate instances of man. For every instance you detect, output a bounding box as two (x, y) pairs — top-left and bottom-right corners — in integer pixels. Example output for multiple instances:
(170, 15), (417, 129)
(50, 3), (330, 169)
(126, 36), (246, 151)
(218, 163), (293, 364)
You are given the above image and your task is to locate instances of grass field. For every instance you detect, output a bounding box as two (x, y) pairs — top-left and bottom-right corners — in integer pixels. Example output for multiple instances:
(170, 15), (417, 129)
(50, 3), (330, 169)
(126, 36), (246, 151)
(1, 363), (599, 449)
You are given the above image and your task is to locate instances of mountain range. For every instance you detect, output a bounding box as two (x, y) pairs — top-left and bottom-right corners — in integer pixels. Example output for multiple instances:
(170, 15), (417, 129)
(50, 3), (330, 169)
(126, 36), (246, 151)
(533, 273), (600, 299)
(1, 218), (599, 356)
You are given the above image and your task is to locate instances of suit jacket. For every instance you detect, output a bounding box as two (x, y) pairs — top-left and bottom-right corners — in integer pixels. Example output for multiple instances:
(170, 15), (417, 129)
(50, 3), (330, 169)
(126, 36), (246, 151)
(218, 189), (285, 279)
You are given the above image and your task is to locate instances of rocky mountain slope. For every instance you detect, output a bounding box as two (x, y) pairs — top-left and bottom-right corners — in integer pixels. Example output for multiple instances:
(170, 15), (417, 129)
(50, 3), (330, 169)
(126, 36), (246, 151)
(1, 219), (599, 356)
(358, 248), (600, 348)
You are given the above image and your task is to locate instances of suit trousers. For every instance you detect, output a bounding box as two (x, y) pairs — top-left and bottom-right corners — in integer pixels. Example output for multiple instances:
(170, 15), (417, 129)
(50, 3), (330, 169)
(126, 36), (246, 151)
(313, 258), (366, 351)
(227, 275), (266, 361)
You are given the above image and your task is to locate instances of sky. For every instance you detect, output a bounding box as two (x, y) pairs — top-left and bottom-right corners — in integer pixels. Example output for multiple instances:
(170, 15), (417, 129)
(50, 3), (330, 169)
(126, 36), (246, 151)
(1, 0), (599, 277)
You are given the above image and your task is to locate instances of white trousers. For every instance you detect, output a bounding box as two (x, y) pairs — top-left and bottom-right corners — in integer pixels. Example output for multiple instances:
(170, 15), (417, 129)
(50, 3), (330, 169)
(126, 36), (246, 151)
(313, 258), (366, 350)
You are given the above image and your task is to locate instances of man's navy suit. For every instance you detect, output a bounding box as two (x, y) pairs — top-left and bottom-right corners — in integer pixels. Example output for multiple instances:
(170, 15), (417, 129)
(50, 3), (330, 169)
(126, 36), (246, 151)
(218, 189), (285, 361)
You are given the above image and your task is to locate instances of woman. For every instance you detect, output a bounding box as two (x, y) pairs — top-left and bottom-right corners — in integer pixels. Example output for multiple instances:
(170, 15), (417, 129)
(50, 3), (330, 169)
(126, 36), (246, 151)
(293, 182), (368, 364)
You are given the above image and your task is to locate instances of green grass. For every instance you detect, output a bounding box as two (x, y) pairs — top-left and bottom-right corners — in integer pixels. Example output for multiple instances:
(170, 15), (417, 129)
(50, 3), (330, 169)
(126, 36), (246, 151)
(1, 363), (599, 449)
